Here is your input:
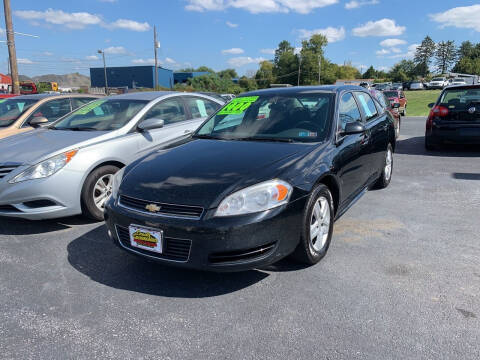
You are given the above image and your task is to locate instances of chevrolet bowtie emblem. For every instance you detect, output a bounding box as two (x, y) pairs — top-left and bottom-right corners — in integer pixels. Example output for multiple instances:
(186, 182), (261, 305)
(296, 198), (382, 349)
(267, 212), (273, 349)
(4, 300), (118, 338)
(468, 107), (476, 114)
(145, 203), (161, 213)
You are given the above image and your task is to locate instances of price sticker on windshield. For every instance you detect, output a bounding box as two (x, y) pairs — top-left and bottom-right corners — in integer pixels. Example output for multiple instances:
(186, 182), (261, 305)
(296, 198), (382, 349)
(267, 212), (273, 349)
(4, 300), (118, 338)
(218, 96), (259, 115)
(0, 99), (7, 104)
(74, 99), (107, 115)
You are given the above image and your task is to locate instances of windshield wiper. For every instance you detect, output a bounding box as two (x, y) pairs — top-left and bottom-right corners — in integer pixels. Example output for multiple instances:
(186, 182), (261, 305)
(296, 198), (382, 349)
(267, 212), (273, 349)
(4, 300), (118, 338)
(62, 127), (98, 131)
(192, 134), (231, 140)
(235, 137), (294, 143)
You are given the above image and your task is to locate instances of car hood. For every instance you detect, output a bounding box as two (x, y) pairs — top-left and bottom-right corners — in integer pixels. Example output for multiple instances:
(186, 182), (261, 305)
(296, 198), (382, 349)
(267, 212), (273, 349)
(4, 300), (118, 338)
(0, 128), (108, 165)
(120, 139), (313, 208)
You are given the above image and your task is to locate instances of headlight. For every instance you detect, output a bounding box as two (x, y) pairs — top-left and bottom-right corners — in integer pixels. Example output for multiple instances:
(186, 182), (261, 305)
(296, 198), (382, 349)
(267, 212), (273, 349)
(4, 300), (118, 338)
(215, 179), (292, 217)
(111, 167), (125, 199)
(10, 150), (78, 183)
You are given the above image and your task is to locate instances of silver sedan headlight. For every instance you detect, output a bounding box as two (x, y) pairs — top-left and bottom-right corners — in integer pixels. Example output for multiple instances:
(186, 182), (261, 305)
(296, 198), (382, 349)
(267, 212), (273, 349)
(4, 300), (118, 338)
(111, 167), (125, 199)
(214, 179), (293, 217)
(10, 150), (78, 183)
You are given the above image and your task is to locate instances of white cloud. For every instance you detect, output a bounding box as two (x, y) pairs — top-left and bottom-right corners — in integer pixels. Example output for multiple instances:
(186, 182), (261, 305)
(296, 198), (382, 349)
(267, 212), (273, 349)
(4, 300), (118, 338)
(42, 51), (54, 56)
(103, 46), (128, 54)
(14, 9), (102, 29)
(185, 0), (338, 14)
(430, 5), (480, 32)
(352, 18), (405, 37)
(132, 58), (157, 65)
(376, 49), (390, 56)
(298, 26), (346, 43)
(379, 38), (406, 47)
(0, 28), (5, 36)
(18, 58), (34, 64)
(391, 47), (401, 53)
(226, 21), (238, 28)
(222, 47), (245, 55)
(109, 19), (150, 32)
(388, 43), (419, 59)
(14, 8), (150, 32)
(165, 57), (176, 64)
(260, 48), (276, 55)
(345, 0), (378, 9)
(86, 55), (100, 60)
(227, 56), (266, 67)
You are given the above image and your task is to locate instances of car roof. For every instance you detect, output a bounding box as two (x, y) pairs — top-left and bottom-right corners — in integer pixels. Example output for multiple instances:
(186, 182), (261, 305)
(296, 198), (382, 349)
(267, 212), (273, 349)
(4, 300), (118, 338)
(107, 91), (180, 101)
(242, 85), (366, 97)
(14, 94), (99, 100)
(444, 84), (480, 90)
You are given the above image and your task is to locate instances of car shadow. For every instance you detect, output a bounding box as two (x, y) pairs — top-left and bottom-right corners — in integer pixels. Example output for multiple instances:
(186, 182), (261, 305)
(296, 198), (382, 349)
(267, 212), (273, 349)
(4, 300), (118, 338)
(396, 136), (480, 157)
(67, 225), (269, 298)
(0, 216), (99, 235)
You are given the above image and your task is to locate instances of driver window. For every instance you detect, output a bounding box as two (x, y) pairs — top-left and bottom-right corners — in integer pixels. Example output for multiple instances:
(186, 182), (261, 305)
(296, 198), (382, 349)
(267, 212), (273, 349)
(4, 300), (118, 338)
(143, 98), (187, 125)
(338, 93), (362, 132)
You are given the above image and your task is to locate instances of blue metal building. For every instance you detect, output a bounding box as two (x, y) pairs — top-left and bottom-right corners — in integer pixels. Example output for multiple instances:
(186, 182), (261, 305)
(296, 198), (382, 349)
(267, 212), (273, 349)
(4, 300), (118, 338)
(90, 66), (173, 89)
(173, 71), (210, 84)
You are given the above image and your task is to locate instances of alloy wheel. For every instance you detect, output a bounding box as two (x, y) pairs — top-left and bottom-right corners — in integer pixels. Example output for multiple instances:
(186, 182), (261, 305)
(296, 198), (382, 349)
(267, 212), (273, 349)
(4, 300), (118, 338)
(384, 148), (393, 181)
(310, 196), (331, 252)
(93, 174), (114, 211)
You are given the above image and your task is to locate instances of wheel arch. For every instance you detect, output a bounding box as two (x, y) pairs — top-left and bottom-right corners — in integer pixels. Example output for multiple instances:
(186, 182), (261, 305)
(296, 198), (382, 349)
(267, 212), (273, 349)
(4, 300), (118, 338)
(314, 174), (341, 216)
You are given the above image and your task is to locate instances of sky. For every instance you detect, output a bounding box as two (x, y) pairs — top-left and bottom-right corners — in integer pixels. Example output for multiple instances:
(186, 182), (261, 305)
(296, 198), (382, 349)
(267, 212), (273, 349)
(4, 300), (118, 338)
(0, 0), (479, 77)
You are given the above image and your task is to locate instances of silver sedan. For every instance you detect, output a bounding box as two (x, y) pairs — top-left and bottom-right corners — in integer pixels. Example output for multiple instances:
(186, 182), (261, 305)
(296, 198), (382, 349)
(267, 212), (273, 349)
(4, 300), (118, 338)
(0, 91), (223, 220)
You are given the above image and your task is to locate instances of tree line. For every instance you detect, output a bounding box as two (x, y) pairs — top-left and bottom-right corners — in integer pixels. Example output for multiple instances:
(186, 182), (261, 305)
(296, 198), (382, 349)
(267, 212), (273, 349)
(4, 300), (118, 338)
(173, 34), (478, 94)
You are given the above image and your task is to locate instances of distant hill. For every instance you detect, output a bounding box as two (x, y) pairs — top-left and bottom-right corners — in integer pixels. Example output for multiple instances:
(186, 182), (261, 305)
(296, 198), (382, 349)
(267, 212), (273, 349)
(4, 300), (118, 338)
(31, 73), (90, 87)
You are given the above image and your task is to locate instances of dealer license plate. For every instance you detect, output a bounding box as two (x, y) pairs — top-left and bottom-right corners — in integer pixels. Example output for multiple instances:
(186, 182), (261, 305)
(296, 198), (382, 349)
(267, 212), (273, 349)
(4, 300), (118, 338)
(129, 225), (163, 254)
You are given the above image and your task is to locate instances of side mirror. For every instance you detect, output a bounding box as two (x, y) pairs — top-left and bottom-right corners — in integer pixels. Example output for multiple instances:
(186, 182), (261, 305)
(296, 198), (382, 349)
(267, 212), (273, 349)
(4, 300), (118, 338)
(393, 103), (400, 108)
(427, 103), (434, 108)
(342, 121), (365, 135)
(29, 116), (49, 128)
(138, 118), (164, 132)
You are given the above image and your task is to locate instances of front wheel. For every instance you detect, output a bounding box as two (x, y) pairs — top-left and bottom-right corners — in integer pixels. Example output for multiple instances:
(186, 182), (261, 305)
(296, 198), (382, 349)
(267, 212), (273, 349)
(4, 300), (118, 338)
(373, 144), (393, 189)
(81, 165), (120, 221)
(291, 184), (334, 265)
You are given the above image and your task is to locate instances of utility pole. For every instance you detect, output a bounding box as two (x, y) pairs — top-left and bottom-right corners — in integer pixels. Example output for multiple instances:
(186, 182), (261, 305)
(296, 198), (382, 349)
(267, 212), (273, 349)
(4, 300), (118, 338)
(98, 49), (108, 95)
(3, 0), (20, 94)
(153, 25), (160, 91)
(297, 54), (301, 86)
(318, 55), (322, 85)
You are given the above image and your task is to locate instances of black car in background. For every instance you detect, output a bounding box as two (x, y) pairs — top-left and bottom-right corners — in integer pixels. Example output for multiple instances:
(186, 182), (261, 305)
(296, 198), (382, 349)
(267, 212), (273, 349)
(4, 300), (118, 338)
(425, 85), (480, 149)
(105, 86), (396, 271)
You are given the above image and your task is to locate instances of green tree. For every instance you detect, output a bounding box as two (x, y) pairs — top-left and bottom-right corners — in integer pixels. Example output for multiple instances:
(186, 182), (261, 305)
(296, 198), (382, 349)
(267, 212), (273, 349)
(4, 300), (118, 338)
(299, 34), (328, 85)
(435, 40), (457, 74)
(414, 36), (436, 77)
(255, 60), (275, 88)
(217, 69), (238, 79)
(238, 76), (258, 91)
(362, 66), (377, 79)
(273, 40), (298, 85)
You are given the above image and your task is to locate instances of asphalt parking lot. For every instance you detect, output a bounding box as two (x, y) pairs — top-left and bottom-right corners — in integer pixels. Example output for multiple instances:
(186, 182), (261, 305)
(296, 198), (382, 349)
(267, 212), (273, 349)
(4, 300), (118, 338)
(0, 117), (479, 359)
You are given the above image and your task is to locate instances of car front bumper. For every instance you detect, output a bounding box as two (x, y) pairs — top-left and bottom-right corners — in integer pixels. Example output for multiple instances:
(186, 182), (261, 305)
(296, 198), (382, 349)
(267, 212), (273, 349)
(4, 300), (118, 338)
(0, 169), (84, 220)
(104, 195), (307, 271)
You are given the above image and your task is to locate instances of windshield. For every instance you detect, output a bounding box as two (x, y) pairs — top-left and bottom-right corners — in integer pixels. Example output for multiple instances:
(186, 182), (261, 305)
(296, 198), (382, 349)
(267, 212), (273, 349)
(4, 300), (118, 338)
(432, 78), (444, 81)
(0, 98), (39, 127)
(52, 99), (148, 131)
(439, 89), (480, 110)
(453, 79), (465, 83)
(195, 93), (334, 143)
(383, 91), (398, 98)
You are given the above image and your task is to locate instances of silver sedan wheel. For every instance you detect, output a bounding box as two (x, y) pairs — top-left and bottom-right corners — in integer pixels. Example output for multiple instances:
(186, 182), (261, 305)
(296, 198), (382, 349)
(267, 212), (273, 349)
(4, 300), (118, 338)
(384, 148), (393, 181)
(310, 196), (331, 252)
(93, 174), (114, 211)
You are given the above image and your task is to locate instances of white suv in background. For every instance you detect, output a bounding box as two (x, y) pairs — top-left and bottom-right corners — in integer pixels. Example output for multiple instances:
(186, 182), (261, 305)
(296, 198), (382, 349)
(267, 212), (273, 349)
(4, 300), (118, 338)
(429, 77), (448, 89)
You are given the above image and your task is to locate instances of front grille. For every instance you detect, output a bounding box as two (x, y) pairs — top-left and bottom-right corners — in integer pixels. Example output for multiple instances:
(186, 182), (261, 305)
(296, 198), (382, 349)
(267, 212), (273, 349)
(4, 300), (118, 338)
(0, 204), (19, 212)
(119, 195), (204, 219)
(116, 225), (191, 262)
(0, 165), (19, 179)
(209, 242), (277, 264)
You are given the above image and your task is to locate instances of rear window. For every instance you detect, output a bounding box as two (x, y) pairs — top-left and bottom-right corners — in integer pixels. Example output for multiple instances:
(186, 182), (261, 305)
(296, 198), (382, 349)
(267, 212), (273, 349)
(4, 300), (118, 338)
(439, 89), (480, 110)
(383, 91), (398, 98)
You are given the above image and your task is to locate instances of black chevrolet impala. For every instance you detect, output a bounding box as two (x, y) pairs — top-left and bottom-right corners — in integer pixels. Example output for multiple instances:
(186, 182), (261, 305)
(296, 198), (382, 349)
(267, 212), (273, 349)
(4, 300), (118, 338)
(104, 86), (396, 271)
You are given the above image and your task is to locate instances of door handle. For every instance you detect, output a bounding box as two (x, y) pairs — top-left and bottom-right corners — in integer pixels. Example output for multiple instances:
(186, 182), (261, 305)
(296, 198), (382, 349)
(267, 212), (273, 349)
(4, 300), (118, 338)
(361, 133), (370, 145)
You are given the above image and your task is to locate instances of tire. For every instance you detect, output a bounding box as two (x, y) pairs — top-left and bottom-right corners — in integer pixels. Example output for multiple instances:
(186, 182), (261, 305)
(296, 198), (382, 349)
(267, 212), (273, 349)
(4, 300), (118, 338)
(395, 119), (401, 139)
(373, 144), (393, 189)
(425, 137), (436, 151)
(401, 106), (406, 117)
(81, 165), (120, 221)
(290, 184), (334, 265)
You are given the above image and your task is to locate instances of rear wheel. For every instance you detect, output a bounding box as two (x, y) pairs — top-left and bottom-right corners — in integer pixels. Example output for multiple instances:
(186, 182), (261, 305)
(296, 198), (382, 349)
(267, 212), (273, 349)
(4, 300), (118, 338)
(373, 144), (393, 189)
(81, 165), (120, 221)
(425, 136), (437, 151)
(401, 107), (406, 116)
(395, 118), (401, 139)
(291, 184), (334, 265)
